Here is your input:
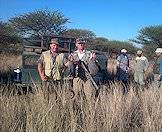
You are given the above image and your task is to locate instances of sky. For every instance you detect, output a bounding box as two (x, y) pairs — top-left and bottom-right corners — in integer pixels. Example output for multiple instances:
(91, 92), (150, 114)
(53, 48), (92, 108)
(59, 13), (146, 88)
(0, 0), (162, 42)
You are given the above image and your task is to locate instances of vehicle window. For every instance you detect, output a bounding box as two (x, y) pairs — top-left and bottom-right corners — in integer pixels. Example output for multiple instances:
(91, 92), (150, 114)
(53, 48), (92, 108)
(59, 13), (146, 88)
(23, 55), (40, 68)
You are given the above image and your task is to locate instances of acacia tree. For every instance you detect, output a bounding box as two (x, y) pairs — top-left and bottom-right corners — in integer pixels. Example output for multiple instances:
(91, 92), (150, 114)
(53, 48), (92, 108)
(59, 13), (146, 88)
(0, 21), (20, 44)
(9, 10), (69, 47)
(92, 37), (109, 45)
(132, 25), (162, 58)
(133, 25), (162, 47)
(63, 28), (96, 42)
(90, 37), (137, 54)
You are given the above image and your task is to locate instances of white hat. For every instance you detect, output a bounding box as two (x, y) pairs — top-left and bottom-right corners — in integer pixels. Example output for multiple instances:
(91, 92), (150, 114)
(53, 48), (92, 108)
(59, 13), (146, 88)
(137, 50), (143, 55)
(121, 49), (127, 53)
(155, 48), (162, 53)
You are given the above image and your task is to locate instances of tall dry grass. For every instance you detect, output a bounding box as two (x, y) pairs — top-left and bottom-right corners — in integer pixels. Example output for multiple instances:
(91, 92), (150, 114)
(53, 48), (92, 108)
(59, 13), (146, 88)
(1, 82), (162, 132)
(0, 53), (21, 72)
(0, 53), (160, 131)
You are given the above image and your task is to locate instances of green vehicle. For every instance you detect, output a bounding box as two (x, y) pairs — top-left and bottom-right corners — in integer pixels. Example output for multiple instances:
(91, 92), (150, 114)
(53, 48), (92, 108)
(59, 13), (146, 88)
(19, 47), (43, 86)
(13, 36), (108, 87)
(14, 36), (76, 87)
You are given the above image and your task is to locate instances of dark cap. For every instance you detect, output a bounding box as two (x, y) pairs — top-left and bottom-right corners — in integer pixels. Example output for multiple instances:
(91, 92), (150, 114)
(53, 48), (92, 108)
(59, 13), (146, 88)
(76, 38), (86, 44)
(49, 38), (59, 45)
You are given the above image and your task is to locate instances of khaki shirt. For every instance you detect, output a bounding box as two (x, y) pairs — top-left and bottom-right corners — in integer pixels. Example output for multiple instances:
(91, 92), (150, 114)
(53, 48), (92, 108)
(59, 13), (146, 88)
(38, 50), (67, 80)
(134, 56), (149, 72)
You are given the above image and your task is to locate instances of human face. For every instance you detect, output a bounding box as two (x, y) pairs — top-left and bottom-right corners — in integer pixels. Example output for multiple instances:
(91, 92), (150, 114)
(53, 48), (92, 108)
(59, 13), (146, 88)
(122, 52), (127, 55)
(76, 43), (85, 50)
(156, 52), (162, 57)
(137, 54), (142, 57)
(50, 43), (58, 53)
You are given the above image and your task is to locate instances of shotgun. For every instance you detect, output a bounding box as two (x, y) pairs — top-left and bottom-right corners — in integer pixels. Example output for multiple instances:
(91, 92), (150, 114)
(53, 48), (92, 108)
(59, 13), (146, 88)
(80, 61), (99, 90)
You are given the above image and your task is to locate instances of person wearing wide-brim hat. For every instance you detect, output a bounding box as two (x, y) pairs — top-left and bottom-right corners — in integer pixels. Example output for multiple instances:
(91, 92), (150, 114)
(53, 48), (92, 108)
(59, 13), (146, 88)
(49, 38), (59, 44)
(38, 38), (65, 81)
(37, 38), (69, 101)
(134, 50), (149, 85)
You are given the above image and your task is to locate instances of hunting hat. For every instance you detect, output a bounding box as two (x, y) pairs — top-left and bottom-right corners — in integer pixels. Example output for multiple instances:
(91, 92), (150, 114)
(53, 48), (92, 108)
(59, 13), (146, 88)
(137, 50), (143, 55)
(76, 38), (86, 44)
(49, 38), (59, 45)
(121, 49), (127, 53)
(155, 48), (162, 53)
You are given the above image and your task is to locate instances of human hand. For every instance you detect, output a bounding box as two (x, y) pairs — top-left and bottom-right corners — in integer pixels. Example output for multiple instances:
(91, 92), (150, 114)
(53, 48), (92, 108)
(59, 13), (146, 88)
(68, 54), (74, 62)
(40, 73), (48, 81)
(157, 75), (161, 81)
(91, 52), (96, 60)
(128, 67), (131, 72)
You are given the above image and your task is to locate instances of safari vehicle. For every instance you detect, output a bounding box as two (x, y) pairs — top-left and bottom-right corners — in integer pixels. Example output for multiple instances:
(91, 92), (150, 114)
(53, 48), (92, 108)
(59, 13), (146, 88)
(94, 50), (108, 71)
(18, 46), (46, 87)
(14, 36), (76, 87)
(13, 36), (109, 87)
(91, 50), (109, 84)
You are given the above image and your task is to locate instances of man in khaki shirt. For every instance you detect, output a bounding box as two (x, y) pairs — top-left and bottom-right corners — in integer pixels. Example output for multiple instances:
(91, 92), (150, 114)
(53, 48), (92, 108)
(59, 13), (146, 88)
(134, 50), (149, 85)
(37, 38), (69, 100)
(68, 38), (96, 102)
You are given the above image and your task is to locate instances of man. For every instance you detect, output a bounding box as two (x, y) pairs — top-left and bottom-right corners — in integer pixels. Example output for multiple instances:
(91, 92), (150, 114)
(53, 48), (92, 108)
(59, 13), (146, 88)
(134, 50), (149, 85)
(68, 38), (97, 102)
(116, 49), (129, 93)
(37, 38), (68, 100)
(155, 48), (162, 84)
(67, 38), (98, 132)
(155, 48), (162, 102)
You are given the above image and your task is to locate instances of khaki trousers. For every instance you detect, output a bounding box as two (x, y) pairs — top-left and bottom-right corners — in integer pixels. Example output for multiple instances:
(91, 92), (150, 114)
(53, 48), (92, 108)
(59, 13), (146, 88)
(134, 71), (145, 85)
(42, 79), (61, 102)
(158, 82), (162, 101)
(73, 77), (94, 102)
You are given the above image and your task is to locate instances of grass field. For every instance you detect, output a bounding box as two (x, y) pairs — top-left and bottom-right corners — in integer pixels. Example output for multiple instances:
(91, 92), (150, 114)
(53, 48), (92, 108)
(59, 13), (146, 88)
(0, 53), (161, 132)
(1, 81), (162, 132)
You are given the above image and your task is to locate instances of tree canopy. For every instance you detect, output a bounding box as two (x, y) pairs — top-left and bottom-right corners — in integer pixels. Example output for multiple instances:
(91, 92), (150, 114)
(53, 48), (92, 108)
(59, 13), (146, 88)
(63, 29), (96, 40)
(0, 9), (145, 54)
(89, 37), (137, 54)
(9, 10), (69, 47)
(132, 25), (162, 58)
(133, 25), (162, 47)
(0, 21), (20, 44)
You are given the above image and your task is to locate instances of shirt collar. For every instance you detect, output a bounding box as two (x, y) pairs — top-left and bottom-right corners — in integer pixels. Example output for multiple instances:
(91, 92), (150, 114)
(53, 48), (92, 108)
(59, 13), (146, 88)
(50, 50), (58, 57)
(76, 49), (85, 53)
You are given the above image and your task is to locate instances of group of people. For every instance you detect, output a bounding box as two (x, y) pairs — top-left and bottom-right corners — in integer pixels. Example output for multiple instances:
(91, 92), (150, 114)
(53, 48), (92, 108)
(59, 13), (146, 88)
(37, 38), (97, 101)
(114, 47), (162, 90)
(37, 37), (162, 100)
(116, 48), (149, 86)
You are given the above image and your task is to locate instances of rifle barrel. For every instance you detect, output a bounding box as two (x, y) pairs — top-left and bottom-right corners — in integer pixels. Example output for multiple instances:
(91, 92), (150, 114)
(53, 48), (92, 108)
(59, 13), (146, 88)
(81, 62), (99, 90)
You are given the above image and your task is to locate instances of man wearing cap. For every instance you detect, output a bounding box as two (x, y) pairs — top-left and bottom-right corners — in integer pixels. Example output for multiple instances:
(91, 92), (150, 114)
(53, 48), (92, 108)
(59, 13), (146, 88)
(134, 50), (149, 85)
(68, 38), (96, 102)
(37, 38), (68, 100)
(116, 49), (129, 92)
